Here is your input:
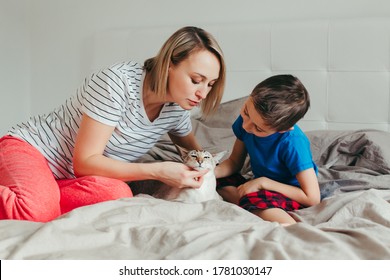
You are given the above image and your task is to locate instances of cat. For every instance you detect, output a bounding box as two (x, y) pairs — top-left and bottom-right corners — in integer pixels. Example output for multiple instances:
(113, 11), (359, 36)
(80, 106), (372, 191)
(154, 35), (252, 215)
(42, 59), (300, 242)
(172, 146), (227, 203)
(128, 147), (226, 203)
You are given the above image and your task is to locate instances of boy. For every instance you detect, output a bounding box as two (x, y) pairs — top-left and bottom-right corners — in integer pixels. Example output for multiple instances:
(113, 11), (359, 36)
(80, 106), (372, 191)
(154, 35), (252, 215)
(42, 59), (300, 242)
(215, 74), (320, 226)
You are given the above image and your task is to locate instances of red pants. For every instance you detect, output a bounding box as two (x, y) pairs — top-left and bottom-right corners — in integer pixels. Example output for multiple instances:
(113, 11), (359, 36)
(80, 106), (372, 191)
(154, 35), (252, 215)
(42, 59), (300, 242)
(0, 136), (133, 222)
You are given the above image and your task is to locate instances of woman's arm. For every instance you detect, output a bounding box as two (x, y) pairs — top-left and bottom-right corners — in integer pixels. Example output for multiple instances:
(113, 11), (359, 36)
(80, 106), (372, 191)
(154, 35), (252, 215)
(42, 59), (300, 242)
(214, 139), (247, 178)
(73, 114), (207, 188)
(237, 168), (320, 207)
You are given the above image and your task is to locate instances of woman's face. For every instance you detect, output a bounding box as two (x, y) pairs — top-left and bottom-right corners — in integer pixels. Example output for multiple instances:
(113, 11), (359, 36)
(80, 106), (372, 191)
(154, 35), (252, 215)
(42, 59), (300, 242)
(167, 49), (220, 110)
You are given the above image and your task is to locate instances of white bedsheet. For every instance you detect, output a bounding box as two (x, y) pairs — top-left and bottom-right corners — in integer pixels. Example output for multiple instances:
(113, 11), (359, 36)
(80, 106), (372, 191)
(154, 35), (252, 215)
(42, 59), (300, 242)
(1, 188), (390, 259)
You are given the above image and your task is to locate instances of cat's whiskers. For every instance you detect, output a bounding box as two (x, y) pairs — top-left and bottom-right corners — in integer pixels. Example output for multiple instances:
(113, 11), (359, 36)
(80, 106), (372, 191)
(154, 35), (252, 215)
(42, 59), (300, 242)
(170, 147), (227, 203)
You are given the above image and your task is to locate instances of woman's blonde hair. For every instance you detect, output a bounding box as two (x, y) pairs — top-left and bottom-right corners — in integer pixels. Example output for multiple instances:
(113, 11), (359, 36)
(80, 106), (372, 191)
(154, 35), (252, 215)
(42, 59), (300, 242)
(144, 26), (225, 117)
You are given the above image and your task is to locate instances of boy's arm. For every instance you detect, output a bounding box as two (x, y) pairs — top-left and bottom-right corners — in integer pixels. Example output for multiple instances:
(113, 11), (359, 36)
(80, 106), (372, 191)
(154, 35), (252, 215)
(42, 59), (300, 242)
(238, 168), (320, 207)
(215, 139), (247, 178)
(295, 168), (321, 206)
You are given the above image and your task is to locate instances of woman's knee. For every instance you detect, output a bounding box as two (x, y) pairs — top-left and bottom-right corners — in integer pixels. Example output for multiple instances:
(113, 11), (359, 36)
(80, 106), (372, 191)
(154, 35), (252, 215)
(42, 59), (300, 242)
(59, 176), (133, 214)
(0, 136), (61, 222)
(0, 184), (61, 222)
(59, 176), (132, 198)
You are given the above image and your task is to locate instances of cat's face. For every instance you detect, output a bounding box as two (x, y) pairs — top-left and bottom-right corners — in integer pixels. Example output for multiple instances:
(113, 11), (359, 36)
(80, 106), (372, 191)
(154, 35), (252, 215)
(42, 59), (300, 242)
(184, 150), (216, 170)
(176, 146), (227, 171)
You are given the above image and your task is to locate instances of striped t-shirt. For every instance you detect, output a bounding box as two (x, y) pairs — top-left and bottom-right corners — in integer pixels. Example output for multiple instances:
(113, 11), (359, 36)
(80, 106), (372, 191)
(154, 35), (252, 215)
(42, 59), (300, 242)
(8, 61), (192, 179)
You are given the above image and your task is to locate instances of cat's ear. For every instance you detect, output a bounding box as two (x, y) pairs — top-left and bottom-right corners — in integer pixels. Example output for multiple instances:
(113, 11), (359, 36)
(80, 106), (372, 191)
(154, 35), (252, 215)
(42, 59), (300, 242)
(212, 150), (228, 164)
(175, 145), (189, 160)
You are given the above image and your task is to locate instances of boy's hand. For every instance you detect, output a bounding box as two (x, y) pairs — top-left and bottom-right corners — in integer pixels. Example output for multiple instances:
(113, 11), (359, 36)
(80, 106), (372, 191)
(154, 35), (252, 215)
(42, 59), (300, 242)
(237, 178), (262, 197)
(237, 177), (271, 197)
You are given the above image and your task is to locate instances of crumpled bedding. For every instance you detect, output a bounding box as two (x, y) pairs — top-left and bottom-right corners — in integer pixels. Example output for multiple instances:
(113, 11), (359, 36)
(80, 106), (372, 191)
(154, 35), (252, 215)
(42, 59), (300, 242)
(1, 96), (390, 259)
(1, 189), (390, 259)
(308, 129), (390, 198)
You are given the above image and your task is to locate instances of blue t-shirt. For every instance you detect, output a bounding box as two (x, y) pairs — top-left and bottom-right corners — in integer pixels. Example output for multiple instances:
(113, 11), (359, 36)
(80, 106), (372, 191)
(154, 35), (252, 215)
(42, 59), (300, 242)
(233, 115), (317, 187)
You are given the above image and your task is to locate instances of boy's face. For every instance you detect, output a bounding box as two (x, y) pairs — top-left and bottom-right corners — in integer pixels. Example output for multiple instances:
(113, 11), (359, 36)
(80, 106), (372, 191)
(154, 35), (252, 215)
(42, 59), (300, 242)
(240, 98), (277, 137)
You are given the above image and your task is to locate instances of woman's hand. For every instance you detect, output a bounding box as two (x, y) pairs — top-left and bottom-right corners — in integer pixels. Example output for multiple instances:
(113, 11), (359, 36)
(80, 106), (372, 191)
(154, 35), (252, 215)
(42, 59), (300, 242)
(157, 162), (209, 189)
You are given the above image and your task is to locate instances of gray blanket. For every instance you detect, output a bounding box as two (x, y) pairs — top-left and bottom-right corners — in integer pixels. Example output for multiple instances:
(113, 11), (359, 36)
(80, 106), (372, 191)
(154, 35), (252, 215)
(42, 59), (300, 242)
(308, 129), (390, 198)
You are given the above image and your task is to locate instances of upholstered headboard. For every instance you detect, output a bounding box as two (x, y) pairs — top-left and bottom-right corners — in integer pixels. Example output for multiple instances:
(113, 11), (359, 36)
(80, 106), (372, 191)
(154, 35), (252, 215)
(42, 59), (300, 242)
(91, 18), (390, 132)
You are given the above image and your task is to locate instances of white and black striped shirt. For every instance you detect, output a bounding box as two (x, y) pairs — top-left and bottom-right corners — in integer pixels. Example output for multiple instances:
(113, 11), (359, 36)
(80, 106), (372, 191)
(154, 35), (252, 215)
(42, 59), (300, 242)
(9, 61), (192, 179)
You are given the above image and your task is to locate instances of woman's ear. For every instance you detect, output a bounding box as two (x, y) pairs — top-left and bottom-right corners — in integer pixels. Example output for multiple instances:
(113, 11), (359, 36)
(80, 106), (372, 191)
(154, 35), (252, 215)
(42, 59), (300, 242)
(168, 61), (174, 72)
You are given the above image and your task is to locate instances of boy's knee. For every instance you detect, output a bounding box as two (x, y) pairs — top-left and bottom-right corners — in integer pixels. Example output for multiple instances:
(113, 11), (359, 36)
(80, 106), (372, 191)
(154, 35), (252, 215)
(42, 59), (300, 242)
(217, 186), (240, 204)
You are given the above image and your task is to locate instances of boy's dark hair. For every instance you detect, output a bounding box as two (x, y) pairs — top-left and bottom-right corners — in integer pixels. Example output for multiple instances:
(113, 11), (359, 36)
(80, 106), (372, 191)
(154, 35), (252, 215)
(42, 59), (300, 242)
(250, 74), (310, 131)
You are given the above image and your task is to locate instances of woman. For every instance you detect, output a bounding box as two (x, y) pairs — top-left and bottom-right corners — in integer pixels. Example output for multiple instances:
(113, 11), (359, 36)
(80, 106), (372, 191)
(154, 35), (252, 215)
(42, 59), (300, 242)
(0, 26), (226, 222)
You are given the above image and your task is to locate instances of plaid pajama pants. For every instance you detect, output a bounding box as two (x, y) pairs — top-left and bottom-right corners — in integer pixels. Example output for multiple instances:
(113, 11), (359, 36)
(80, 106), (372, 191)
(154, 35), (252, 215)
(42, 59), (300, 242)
(216, 173), (304, 212)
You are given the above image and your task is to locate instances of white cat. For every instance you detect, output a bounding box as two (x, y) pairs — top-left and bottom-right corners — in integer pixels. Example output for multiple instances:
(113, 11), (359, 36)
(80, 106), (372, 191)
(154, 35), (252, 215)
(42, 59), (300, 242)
(172, 147), (227, 203)
(129, 147), (226, 203)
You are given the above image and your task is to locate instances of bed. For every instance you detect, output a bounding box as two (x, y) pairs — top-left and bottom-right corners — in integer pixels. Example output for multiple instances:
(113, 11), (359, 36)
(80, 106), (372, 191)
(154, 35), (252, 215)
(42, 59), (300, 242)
(1, 18), (390, 260)
(1, 96), (390, 260)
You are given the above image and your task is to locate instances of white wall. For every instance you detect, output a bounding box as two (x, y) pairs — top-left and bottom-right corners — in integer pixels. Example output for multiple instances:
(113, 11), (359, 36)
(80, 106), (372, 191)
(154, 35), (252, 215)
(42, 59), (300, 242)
(1, 0), (30, 135)
(1, 0), (390, 135)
